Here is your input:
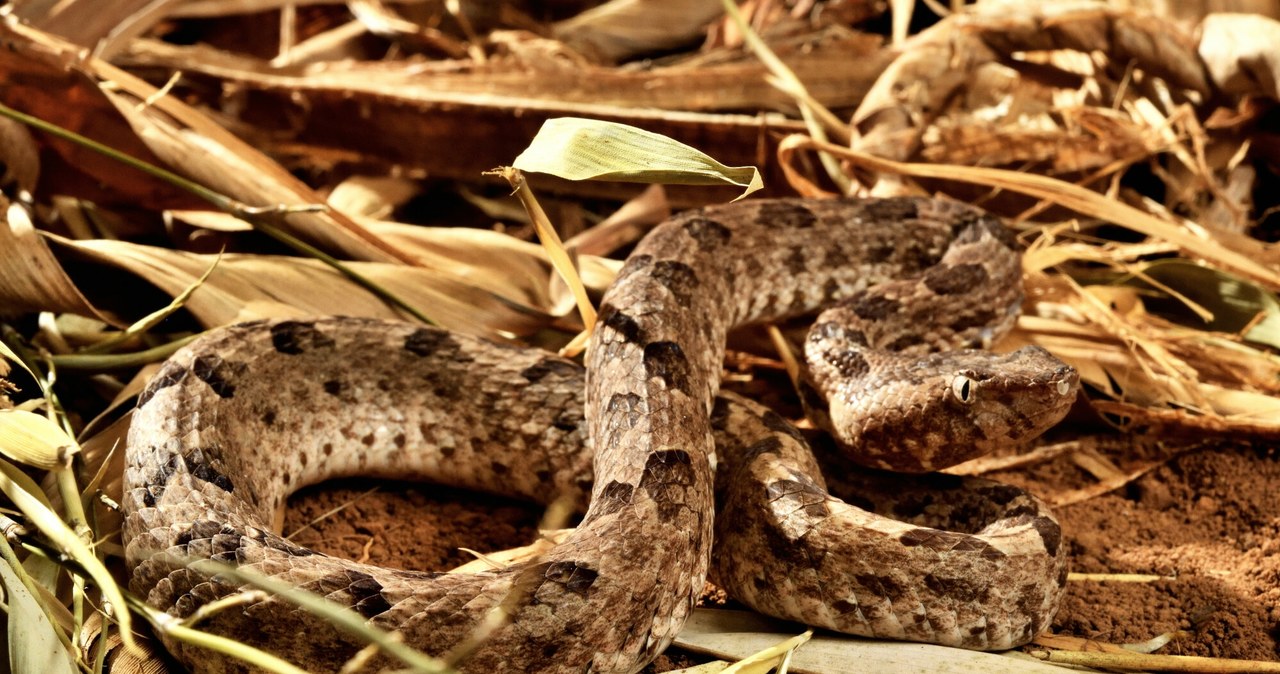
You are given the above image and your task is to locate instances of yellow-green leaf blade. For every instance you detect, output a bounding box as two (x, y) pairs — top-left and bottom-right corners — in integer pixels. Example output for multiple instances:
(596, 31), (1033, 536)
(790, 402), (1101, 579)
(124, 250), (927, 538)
(0, 409), (78, 470)
(513, 118), (762, 199)
(0, 557), (78, 674)
(0, 457), (134, 650)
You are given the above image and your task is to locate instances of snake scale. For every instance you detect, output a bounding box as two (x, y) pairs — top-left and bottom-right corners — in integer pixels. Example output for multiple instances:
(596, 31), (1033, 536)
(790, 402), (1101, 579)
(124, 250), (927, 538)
(124, 196), (1080, 673)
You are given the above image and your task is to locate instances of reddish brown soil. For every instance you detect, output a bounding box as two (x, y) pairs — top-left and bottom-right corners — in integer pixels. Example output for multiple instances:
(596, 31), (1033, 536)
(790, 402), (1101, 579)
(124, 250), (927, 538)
(287, 435), (1280, 665)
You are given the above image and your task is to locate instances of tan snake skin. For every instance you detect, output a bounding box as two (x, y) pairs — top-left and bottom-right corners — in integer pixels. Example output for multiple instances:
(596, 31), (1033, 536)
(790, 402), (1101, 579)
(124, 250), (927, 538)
(124, 197), (1079, 673)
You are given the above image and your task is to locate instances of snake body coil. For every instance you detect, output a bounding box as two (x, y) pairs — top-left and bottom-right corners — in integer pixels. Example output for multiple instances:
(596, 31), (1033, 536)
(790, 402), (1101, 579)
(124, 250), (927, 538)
(124, 197), (1078, 673)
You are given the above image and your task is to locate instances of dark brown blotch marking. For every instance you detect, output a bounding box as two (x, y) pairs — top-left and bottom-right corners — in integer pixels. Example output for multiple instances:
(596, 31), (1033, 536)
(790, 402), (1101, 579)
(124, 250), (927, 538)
(270, 321), (335, 355)
(710, 396), (732, 426)
(924, 574), (987, 603)
(764, 476), (829, 518)
(650, 260), (700, 300)
(491, 460), (509, 475)
(757, 200), (819, 228)
(831, 598), (859, 615)
(867, 242), (895, 263)
(954, 212), (1018, 249)
(979, 483), (1023, 506)
(761, 410), (805, 442)
(545, 560), (599, 596)
(404, 328), (461, 357)
(1005, 503), (1039, 519)
(175, 519), (223, 547)
(598, 304), (645, 344)
(824, 245), (851, 268)
(612, 254), (654, 285)
(322, 379), (345, 396)
(342, 570), (392, 618)
(898, 527), (966, 551)
(261, 409), (277, 425)
(1030, 515), (1061, 557)
(553, 410), (581, 432)
(736, 436), (784, 462)
(606, 392), (646, 429)
(784, 247), (808, 275)
(855, 573), (905, 598)
(952, 535), (1007, 560)
(951, 308), (1001, 332)
(191, 354), (239, 399)
(682, 215), (732, 249)
(519, 357), (582, 383)
(884, 333), (926, 351)
(639, 450), (694, 490)
(823, 348), (869, 379)
(596, 480), (635, 516)
(183, 447), (235, 492)
(848, 293), (902, 321)
(254, 528), (317, 557)
(861, 196), (920, 222)
(137, 360), (189, 407)
(643, 341), (692, 394)
(923, 262), (989, 295)
(639, 450), (696, 522)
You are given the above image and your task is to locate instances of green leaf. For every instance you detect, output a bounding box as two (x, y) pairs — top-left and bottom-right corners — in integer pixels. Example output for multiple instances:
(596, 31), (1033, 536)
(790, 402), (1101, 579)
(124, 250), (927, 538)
(0, 558), (78, 674)
(1134, 260), (1280, 349)
(513, 118), (763, 199)
(0, 457), (134, 651)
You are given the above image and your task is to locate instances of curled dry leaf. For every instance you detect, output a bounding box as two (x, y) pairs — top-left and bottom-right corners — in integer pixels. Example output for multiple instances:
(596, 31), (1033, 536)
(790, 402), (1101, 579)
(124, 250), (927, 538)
(554, 0), (724, 64)
(852, 1), (1209, 162)
(0, 205), (105, 322)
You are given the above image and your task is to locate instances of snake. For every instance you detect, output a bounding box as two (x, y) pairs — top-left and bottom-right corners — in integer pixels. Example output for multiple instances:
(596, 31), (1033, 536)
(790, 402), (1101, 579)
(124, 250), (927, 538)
(123, 196), (1080, 673)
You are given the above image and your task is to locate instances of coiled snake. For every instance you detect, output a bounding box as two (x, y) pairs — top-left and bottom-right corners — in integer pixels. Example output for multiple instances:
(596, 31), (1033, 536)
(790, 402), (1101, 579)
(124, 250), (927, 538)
(124, 197), (1079, 673)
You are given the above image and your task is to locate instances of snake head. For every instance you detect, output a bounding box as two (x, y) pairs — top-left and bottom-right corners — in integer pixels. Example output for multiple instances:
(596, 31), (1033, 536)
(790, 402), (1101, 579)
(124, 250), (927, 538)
(825, 345), (1079, 472)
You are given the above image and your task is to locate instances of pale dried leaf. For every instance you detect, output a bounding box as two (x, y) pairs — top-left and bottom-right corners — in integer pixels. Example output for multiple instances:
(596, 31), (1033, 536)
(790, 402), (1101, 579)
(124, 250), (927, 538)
(47, 234), (553, 336)
(0, 205), (106, 322)
(554, 0), (724, 63)
(327, 176), (420, 220)
(675, 610), (1071, 674)
(1198, 13), (1280, 99)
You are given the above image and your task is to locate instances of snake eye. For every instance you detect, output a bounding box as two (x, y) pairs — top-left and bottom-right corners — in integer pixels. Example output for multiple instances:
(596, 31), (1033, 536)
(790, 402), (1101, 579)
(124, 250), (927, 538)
(950, 375), (975, 404)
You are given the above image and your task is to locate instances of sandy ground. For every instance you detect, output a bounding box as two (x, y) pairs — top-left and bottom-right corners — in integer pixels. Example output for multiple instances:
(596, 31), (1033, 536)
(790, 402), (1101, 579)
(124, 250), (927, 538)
(286, 424), (1280, 666)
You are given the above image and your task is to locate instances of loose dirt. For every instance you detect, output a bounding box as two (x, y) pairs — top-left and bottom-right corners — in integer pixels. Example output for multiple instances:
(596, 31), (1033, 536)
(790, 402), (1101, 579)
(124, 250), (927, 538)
(287, 429), (1280, 665)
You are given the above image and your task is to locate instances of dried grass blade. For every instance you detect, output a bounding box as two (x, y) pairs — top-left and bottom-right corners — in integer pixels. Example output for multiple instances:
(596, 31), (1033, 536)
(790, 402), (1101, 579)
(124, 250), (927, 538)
(0, 456), (134, 650)
(777, 135), (1280, 288)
